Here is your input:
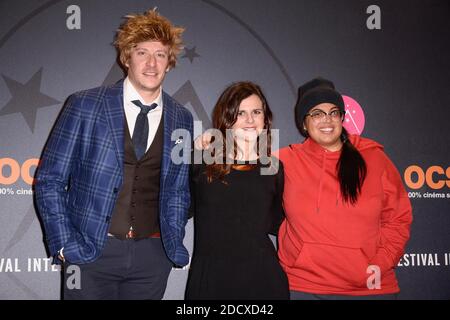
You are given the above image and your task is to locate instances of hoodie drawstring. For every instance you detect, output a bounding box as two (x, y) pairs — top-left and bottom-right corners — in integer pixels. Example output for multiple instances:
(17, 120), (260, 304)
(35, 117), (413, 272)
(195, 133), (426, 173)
(316, 152), (326, 213)
(335, 182), (340, 207)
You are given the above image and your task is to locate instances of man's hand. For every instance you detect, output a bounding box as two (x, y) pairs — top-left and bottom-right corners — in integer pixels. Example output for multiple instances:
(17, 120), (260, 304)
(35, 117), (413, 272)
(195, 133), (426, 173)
(194, 132), (213, 150)
(58, 248), (65, 262)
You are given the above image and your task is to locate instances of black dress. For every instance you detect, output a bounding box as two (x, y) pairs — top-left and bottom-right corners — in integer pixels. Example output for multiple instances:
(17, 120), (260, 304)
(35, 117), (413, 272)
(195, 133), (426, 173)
(185, 158), (289, 300)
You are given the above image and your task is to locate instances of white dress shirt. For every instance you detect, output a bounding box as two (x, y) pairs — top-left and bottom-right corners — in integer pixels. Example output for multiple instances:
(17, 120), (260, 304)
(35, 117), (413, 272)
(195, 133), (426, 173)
(123, 77), (163, 152)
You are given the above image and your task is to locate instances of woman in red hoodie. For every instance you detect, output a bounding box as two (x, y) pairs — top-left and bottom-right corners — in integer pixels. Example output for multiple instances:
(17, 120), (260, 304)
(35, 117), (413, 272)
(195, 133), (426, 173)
(277, 78), (412, 299)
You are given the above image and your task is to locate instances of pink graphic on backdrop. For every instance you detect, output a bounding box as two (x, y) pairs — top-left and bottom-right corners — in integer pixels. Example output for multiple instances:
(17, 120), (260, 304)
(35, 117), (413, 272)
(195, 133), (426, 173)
(342, 95), (365, 135)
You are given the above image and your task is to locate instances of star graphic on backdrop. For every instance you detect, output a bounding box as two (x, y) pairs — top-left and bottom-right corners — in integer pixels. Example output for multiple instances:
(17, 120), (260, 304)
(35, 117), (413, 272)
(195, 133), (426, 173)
(181, 46), (201, 63)
(0, 68), (60, 133)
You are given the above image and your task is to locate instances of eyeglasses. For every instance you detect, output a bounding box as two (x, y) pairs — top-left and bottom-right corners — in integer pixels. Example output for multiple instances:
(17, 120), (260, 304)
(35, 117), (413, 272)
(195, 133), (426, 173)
(305, 109), (345, 122)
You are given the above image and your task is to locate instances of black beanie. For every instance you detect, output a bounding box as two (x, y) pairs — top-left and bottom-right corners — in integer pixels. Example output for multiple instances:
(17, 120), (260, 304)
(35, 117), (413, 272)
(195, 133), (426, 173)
(294, 77), (345, 135)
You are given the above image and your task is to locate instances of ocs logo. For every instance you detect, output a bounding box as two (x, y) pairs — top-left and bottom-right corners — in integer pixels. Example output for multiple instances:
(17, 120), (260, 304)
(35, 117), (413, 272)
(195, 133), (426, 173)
(404, 165), (450, 190)
(0, 158), (38, 185)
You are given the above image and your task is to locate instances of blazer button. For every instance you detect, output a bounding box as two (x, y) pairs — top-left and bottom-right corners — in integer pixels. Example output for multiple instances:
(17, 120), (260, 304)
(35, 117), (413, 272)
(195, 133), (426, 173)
(105, 216), (111, 222)
(113, 188), (119, 193)
(134, 176), (139, 181)
(131, 202), (136, 207)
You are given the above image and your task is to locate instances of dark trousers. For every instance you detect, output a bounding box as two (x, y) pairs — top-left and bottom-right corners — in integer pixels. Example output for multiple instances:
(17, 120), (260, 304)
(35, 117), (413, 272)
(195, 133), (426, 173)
(63, 237), (172, 300)
(290, 290), (398, 300)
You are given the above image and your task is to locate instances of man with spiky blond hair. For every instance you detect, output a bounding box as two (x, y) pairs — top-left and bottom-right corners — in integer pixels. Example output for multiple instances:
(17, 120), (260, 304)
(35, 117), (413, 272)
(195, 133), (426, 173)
(35, 9), (193, 300)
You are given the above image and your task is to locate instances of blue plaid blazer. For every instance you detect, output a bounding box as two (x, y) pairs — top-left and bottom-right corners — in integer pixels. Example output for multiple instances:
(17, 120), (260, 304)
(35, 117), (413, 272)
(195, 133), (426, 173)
(35, 80), (193, 266)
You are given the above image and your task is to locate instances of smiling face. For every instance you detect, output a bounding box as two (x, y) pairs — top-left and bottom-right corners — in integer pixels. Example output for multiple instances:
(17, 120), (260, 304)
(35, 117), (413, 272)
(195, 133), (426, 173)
(304, 103), (344, 151)
(231, 94), (265, 142)
(126, 40), (170, 102)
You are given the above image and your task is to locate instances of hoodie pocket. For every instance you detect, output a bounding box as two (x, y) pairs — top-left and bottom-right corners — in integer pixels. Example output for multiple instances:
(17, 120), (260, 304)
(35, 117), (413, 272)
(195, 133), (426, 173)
(293, 242), (370, 290)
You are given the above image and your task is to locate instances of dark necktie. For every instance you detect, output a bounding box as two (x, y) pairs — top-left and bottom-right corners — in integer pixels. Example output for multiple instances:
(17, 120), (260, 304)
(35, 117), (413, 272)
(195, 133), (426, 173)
(131, 100), (157, 159)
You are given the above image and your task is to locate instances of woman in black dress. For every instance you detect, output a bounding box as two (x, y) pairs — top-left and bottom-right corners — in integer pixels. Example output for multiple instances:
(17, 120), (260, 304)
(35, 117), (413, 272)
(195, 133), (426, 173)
(185, 82), (289, 300)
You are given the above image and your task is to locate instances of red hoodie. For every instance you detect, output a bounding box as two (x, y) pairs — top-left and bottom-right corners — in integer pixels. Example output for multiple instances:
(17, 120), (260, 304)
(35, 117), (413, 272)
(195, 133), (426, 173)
(277, 135), (412, 295)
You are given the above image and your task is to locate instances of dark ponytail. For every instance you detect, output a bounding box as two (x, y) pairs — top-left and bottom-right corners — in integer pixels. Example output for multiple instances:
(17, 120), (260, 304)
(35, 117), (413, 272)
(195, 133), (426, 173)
(337, 128), (367, 205)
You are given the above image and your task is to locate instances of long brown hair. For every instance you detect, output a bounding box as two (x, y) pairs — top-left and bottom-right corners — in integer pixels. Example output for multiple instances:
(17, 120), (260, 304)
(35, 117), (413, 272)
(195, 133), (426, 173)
(206, 82), (273, 183)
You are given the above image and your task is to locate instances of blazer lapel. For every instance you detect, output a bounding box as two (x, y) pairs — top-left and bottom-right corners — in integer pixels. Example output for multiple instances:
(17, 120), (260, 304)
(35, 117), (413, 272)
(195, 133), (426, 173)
(104, 80), (125, 173)
(161, 91), (176, 187)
